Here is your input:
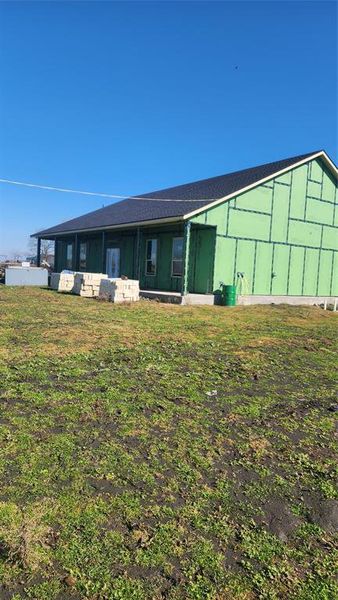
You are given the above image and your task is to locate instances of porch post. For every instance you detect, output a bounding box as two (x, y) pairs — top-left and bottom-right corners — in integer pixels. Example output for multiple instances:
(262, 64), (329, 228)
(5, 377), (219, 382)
(54, 239), (58, 272)
(135, 227), (141, 280)
(182, 221), (191, 296)
(101, 231), (106, 273)
(36, 238), (41, 267)
(74, 233), (78, 271)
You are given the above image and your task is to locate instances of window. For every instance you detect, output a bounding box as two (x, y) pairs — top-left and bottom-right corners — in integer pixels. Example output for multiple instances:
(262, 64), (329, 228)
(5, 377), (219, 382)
(66, 243), (73, 269)
(172, 237), (183, 277)
(79, 242), (87, 271)
(106, 247), (120, 278)
(146, 239), (157, 275)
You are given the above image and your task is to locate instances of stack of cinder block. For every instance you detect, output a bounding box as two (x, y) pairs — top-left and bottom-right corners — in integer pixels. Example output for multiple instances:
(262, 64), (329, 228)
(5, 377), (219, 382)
(99, 278), (140, 303)
(50, 272), (76, 293)
(73, 272), (108, 297)
(50, 273), (60, 290)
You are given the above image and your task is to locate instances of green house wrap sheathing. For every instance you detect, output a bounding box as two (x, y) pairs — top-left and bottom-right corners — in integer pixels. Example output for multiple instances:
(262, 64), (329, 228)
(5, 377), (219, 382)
(47, 153), (337, 298)
(190, 158), (337, 295)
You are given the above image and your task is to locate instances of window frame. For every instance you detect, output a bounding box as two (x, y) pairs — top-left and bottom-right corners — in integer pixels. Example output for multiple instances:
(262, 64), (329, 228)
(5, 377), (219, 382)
(66, 242), (73, 270)
(171, 237), (184, 278)
(79, 241), (87, 271)
(145, 238), (158, 276)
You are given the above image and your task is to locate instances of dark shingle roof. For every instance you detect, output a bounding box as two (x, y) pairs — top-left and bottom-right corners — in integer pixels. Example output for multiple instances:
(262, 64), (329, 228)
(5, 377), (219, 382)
(34, 151), (320, 236)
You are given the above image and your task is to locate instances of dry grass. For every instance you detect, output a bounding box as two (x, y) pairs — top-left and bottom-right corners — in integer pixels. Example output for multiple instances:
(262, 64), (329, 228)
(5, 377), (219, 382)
(0, 286), (337, 600)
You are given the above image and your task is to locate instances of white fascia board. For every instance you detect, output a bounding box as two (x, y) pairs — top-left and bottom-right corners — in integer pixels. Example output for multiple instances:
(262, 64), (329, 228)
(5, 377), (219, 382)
(183, 151), (337, 221)
(32, 215), (184, 238)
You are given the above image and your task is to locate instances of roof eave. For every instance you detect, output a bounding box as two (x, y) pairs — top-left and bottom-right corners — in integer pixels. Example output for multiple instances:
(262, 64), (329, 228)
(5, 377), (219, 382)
(32, 215), (184, 238)
(183, 151), (337, 221)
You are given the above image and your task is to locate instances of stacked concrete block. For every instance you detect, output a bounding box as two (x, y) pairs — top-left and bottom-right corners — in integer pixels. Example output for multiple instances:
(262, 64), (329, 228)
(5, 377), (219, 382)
(50, 273), (60, 290)
(98, 279), (114, 301)
(50, 272), (76, 293)
(73, 272), (108, 297)
(50, 272), (139, 302)
(99, 278), (140, 303)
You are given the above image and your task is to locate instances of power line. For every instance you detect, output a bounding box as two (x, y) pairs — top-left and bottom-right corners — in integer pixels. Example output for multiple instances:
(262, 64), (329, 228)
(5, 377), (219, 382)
(0, 177), (213, 203)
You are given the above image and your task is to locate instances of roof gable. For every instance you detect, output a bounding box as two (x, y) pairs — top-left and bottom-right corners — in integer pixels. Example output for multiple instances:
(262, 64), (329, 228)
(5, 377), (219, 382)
(184, 150), (337, 220)
(34, 151), (337, 237)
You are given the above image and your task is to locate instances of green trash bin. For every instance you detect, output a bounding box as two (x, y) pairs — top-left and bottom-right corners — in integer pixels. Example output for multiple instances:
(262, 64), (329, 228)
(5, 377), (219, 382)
(222, 284), (237, 306)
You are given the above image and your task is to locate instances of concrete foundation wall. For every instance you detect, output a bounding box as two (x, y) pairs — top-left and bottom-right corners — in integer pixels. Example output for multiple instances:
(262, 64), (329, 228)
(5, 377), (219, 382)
(237, 295), (337, 307)
(140, 290), (337, 307)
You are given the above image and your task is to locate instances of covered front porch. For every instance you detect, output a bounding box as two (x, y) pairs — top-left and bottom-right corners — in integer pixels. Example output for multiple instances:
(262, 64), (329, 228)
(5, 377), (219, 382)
(36, 220), (217, 297)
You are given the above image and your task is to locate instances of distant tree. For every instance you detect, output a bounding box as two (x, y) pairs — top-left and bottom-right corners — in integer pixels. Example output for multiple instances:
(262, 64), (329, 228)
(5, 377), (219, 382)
(28, 238), (54, 264)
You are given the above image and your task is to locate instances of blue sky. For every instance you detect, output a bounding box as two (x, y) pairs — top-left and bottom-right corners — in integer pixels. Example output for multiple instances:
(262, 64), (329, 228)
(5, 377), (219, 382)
(0, 1), (337, 257)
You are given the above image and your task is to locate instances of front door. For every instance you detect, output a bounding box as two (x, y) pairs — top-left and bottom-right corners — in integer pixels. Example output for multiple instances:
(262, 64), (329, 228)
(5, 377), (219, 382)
(106, 247), (120, 278)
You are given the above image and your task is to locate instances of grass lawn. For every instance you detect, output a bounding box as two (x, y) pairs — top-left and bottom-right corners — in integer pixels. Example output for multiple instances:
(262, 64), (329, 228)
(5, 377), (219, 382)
(0, 287), (337, 600)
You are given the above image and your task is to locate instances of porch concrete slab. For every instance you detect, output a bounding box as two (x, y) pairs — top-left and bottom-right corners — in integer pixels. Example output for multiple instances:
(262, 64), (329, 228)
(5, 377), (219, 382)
(140, 290), (183, 304)
(140, 290), (219, 305)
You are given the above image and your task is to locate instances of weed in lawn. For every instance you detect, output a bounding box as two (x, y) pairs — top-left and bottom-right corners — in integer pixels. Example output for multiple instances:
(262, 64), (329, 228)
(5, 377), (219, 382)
(0, 500), (54, 571)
